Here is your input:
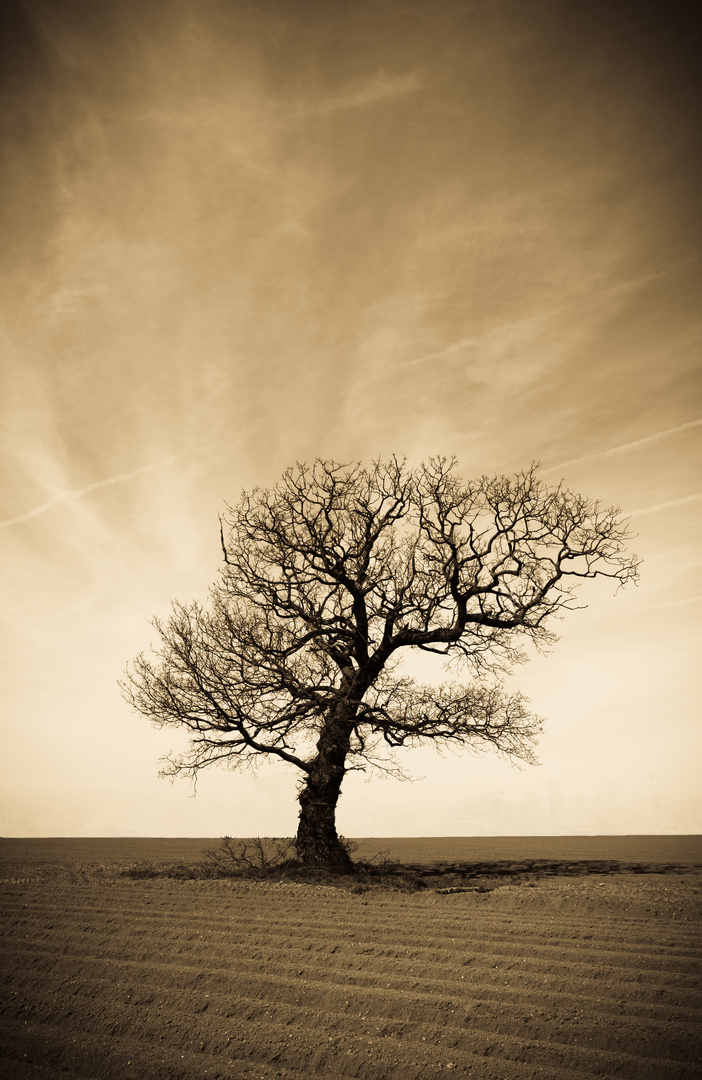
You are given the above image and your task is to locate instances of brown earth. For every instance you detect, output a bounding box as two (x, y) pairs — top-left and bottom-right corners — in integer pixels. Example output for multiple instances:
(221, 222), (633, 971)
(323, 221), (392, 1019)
(1, 843), (701, 1080)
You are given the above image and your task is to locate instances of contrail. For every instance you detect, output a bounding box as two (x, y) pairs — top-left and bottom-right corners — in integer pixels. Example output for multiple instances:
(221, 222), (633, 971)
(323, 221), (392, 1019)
(628, 493), (702, 517)
(542, 418), (702, 473)
(292, 73), (420, 118)
(627, 594), (702, 613)
(0, 453), (182, 529)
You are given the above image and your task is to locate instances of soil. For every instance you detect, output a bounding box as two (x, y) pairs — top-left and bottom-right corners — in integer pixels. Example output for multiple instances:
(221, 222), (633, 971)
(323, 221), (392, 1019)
(1, 848), (700, 1079)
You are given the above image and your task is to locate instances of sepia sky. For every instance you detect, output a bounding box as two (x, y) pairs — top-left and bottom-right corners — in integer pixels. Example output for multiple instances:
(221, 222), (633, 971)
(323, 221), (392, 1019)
(1, 0), (700, 838)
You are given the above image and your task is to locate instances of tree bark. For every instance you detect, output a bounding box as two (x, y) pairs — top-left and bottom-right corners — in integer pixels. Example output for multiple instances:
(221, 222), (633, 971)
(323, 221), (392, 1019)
(295, 714), (354, 871)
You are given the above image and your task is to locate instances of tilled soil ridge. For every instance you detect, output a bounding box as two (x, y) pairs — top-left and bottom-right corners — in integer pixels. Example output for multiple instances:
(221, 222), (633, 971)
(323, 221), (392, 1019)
(1, 871), (700, 1080)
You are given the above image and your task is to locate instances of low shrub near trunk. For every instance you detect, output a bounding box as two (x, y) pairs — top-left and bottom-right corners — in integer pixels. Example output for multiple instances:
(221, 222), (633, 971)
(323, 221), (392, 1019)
(201, 836), (300, 877)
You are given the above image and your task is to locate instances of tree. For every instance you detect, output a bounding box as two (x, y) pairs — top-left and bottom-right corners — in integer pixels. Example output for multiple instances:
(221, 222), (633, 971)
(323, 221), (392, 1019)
(122, 457), (639, 871)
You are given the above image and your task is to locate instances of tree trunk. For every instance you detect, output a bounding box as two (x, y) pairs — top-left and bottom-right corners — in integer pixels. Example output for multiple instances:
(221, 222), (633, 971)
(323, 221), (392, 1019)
(295, 715), (354, 872)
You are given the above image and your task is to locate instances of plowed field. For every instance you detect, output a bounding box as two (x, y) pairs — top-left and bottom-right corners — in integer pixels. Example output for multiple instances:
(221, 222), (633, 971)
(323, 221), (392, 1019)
(1, 840), (700, 1080)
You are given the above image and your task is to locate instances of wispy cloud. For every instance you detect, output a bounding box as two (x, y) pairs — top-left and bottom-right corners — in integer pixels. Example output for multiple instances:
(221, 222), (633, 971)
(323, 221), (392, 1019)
(0, 454), (183, 529)
(628, 493), (702, 517)
(605, 255), (699, 297)
(623, 594), (702, 613)
(351, 311), (555, 397)
(292, 73), (419, 118)
(394, 334), (478, 372)
(542, 418), (702, 473)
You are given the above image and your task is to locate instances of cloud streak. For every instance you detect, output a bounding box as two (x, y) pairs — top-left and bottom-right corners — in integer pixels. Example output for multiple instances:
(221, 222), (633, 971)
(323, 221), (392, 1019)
(291, 73), (420, 118)
(0, 454), (183, 529)
(628, 493), (702, 518)
(542, 418), (702, 474)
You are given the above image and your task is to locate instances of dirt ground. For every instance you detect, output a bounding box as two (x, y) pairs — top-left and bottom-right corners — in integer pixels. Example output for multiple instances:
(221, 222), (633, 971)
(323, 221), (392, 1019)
(1, 846), (701, 1079)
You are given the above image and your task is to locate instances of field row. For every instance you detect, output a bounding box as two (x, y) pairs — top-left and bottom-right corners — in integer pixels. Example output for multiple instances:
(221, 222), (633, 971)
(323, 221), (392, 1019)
(3, 934), (700, 1008)
(5, 877), (700, 939)
(4, 883), (700, 973)
(1, 876), (701, 1080)
(3, 945), (701, 1051)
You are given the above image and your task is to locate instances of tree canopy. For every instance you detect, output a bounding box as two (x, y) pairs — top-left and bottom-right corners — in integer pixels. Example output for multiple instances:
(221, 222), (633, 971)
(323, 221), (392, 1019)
(123, 457), (639, 869)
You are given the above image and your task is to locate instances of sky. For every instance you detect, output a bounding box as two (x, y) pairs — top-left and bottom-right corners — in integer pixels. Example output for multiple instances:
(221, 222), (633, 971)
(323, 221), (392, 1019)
(1, 0), (700, 838)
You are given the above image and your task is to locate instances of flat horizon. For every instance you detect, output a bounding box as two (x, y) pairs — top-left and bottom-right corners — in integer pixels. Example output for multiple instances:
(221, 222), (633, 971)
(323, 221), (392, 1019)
(2, 833), (700, 840)
(3, 834), (701, 869)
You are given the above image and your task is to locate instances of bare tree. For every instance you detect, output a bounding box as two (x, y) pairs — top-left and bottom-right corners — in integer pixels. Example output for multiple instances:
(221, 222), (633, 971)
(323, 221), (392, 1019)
(122, 457), (638, 870)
